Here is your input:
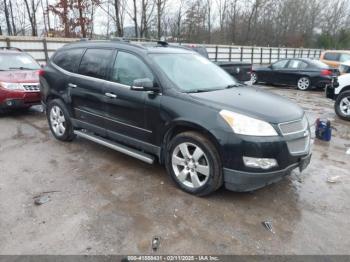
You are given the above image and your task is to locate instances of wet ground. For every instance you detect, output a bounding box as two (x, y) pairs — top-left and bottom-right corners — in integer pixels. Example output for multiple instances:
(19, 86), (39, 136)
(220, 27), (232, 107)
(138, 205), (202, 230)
(0, 85), (349, 255)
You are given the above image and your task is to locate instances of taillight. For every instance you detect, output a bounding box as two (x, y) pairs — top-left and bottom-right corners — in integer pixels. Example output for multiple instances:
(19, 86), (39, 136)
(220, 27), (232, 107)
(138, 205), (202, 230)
(321, 69), (332, 76)
(37, 69), (45, 76)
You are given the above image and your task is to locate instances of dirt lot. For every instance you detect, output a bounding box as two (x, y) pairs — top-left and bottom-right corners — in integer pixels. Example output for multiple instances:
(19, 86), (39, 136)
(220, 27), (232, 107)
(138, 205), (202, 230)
(0, 85), (349, 255)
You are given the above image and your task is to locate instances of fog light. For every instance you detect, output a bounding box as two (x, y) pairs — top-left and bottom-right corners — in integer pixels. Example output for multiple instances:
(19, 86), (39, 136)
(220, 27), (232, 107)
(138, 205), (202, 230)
(6, 100), (13, 106)
(243, 156), (278, 170)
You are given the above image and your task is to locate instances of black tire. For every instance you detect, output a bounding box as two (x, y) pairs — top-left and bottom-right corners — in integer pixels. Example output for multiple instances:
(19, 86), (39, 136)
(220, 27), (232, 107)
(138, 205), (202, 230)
(335, 91), (350, 121)
(166, 131), (223, 196)
(297, 76), (311, 91)
(47, 99), (75, 141)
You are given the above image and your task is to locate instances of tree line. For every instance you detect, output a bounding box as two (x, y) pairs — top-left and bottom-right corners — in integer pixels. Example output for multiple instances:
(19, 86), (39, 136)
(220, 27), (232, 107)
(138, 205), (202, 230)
(1, 0), (350, 49)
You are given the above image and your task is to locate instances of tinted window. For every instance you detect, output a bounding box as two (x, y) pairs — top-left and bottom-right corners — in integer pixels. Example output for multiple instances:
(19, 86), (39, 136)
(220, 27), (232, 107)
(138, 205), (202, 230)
(272, 60), (288, 69)
(0, 53), (40, 71)
(111, 51), (154, 86)
(324, 52), (340, 61)
(339, 53), (350, 62)
(288, 60), (308, 69)
(78, 49), (114, 79)
(53, 48), (84, 72)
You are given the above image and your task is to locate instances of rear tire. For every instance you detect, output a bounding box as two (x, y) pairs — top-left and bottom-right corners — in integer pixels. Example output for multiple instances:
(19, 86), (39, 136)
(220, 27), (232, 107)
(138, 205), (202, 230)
(47, 99), (75, 141)
(297, 77), (311, 91)
(166, 131), (223, 196)
(335, 91), (350, 121)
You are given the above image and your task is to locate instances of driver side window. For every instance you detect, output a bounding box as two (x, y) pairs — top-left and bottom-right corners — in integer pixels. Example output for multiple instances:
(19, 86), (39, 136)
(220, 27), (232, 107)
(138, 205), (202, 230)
(272, 60), (288, 69)
(111, 51), (154, 86)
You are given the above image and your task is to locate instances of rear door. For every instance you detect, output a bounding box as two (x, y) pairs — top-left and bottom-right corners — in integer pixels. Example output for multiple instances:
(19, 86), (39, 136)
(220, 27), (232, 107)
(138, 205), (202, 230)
(281, 59), (309, 85)
(70, 48), (116, 134)
(103, 50), (156, 146)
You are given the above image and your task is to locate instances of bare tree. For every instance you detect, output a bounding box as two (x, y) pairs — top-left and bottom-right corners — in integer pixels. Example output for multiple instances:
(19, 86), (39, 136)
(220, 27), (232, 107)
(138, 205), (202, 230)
(23, 0), (41, 36)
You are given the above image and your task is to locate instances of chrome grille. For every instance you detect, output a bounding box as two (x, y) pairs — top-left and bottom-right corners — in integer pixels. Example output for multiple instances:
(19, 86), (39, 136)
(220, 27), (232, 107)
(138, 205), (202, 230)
(22, 83), (40, 92)
(287, 135), (310, 155)
(279, 115), (308, 135)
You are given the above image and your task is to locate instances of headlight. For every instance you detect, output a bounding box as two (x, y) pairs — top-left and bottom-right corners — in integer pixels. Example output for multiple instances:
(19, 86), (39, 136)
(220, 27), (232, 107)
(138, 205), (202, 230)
(1, 82), (24, 90)
(219, 110), (278, 136)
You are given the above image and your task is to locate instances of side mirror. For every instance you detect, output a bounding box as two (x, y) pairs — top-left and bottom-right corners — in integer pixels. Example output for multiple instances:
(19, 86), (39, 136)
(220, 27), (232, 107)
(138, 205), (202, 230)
(131, 78), (159, 92)
(268, 64), (273, 69)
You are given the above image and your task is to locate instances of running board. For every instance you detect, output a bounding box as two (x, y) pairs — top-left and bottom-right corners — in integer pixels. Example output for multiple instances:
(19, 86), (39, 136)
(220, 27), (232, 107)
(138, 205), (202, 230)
(74, 130), (155, 164)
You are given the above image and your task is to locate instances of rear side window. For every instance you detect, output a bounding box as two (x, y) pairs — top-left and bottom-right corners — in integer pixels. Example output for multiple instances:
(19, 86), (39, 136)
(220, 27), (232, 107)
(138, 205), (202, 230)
(323, 52), (340, 61)
(53, 48), (84, 72)
(272, 60), (288, 69)
(288, 60), (308, 69)
(111, 51), (154, 86)
(78, 49), (114, 79)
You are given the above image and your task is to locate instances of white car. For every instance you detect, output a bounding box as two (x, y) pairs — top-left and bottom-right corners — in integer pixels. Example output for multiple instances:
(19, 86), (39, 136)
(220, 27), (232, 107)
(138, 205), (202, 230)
(326, 73), (350, 120)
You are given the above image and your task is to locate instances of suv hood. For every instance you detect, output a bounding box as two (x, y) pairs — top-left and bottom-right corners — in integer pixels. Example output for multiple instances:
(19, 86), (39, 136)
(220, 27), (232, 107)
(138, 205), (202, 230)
(189, 86), (304, 124)
(0, 70), (39, 83)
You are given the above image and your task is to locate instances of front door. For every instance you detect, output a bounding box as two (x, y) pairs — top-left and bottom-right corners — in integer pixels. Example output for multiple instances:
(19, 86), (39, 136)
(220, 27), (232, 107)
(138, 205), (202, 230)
(103, 50), (157, 147)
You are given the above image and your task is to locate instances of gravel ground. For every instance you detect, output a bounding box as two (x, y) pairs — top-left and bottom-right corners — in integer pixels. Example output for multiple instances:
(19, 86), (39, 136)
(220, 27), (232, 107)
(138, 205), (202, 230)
(0, 85), (349, 255)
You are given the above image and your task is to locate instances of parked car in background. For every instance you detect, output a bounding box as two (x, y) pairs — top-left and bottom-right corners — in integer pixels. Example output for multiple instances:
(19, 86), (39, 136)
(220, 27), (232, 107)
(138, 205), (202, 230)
(40, 40), (311, 196)
(0, 47), (41, 112)
(339, 61), (350, 75)
(320, 50), (350, 68)
(326, 73), (350, 121)
(182, 44), (252, 83)
(251, 58), (339, 91)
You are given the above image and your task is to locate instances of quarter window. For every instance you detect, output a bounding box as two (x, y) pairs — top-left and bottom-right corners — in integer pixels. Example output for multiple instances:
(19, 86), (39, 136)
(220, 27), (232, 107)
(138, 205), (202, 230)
(111, 51), (154, 86)
(53, 48), (84, 72)
(78, 49), (114, 79)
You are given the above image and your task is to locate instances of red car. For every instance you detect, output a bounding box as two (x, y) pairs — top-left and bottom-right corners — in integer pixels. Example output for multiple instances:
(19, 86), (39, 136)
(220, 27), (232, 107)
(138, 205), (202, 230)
(0, 48), (41, 112)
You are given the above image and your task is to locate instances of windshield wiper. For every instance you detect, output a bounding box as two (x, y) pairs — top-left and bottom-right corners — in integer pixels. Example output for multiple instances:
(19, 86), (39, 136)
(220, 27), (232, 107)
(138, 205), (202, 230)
(226, 83), (243, 89)
(9, 67), (35, 70)
(187, 88), (222, 93)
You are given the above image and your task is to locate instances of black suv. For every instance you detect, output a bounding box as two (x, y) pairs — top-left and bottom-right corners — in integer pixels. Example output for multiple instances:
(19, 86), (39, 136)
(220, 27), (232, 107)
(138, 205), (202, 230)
(40, 40), (312, 196)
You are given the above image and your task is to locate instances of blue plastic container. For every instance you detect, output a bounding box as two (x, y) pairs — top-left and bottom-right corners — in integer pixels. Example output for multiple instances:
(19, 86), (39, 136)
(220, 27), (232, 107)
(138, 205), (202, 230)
(315, 118), (332, 141)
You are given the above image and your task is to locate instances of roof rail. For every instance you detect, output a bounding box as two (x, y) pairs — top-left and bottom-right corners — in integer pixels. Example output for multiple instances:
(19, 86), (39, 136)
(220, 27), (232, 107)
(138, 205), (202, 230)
(0, 47), (23, 52)
(110, 37), (130, 43)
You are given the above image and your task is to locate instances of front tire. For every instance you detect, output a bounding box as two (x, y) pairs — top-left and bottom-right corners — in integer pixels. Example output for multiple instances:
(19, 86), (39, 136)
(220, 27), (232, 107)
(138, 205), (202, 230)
(335, 91), (350, 121)
(47, 99), (75, 141)
(297, 77), (311, 91)
(166, 131), (223, 196)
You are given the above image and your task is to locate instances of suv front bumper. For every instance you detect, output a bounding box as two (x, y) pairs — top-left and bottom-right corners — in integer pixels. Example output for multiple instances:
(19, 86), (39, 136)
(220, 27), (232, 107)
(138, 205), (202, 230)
(224, 153), (311, 192)
(0, 90), (41, 109)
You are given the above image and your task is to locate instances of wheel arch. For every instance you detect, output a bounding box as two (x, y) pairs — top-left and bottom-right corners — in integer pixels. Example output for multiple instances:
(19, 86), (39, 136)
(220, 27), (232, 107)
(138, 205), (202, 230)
(159, 121), (222, 165)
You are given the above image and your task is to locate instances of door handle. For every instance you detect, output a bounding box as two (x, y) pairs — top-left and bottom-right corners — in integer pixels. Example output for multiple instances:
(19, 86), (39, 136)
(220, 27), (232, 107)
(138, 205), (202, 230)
(105, 92), (117, 99)
(68, 83), (77, 88)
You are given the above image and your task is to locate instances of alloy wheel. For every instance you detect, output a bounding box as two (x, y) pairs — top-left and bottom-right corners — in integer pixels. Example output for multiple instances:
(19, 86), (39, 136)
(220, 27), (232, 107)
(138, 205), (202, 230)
(171, 142), (210, 189)
(251, 73), (257, 84)
(339, 96), (350, 116)
(50, 105), (66, 136)
(297, 77), (310, 90)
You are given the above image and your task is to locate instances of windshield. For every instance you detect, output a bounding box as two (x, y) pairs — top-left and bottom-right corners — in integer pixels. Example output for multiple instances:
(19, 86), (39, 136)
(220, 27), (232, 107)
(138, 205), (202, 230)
(150, 53), (238, 92)
(0, 53), (40, 71)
